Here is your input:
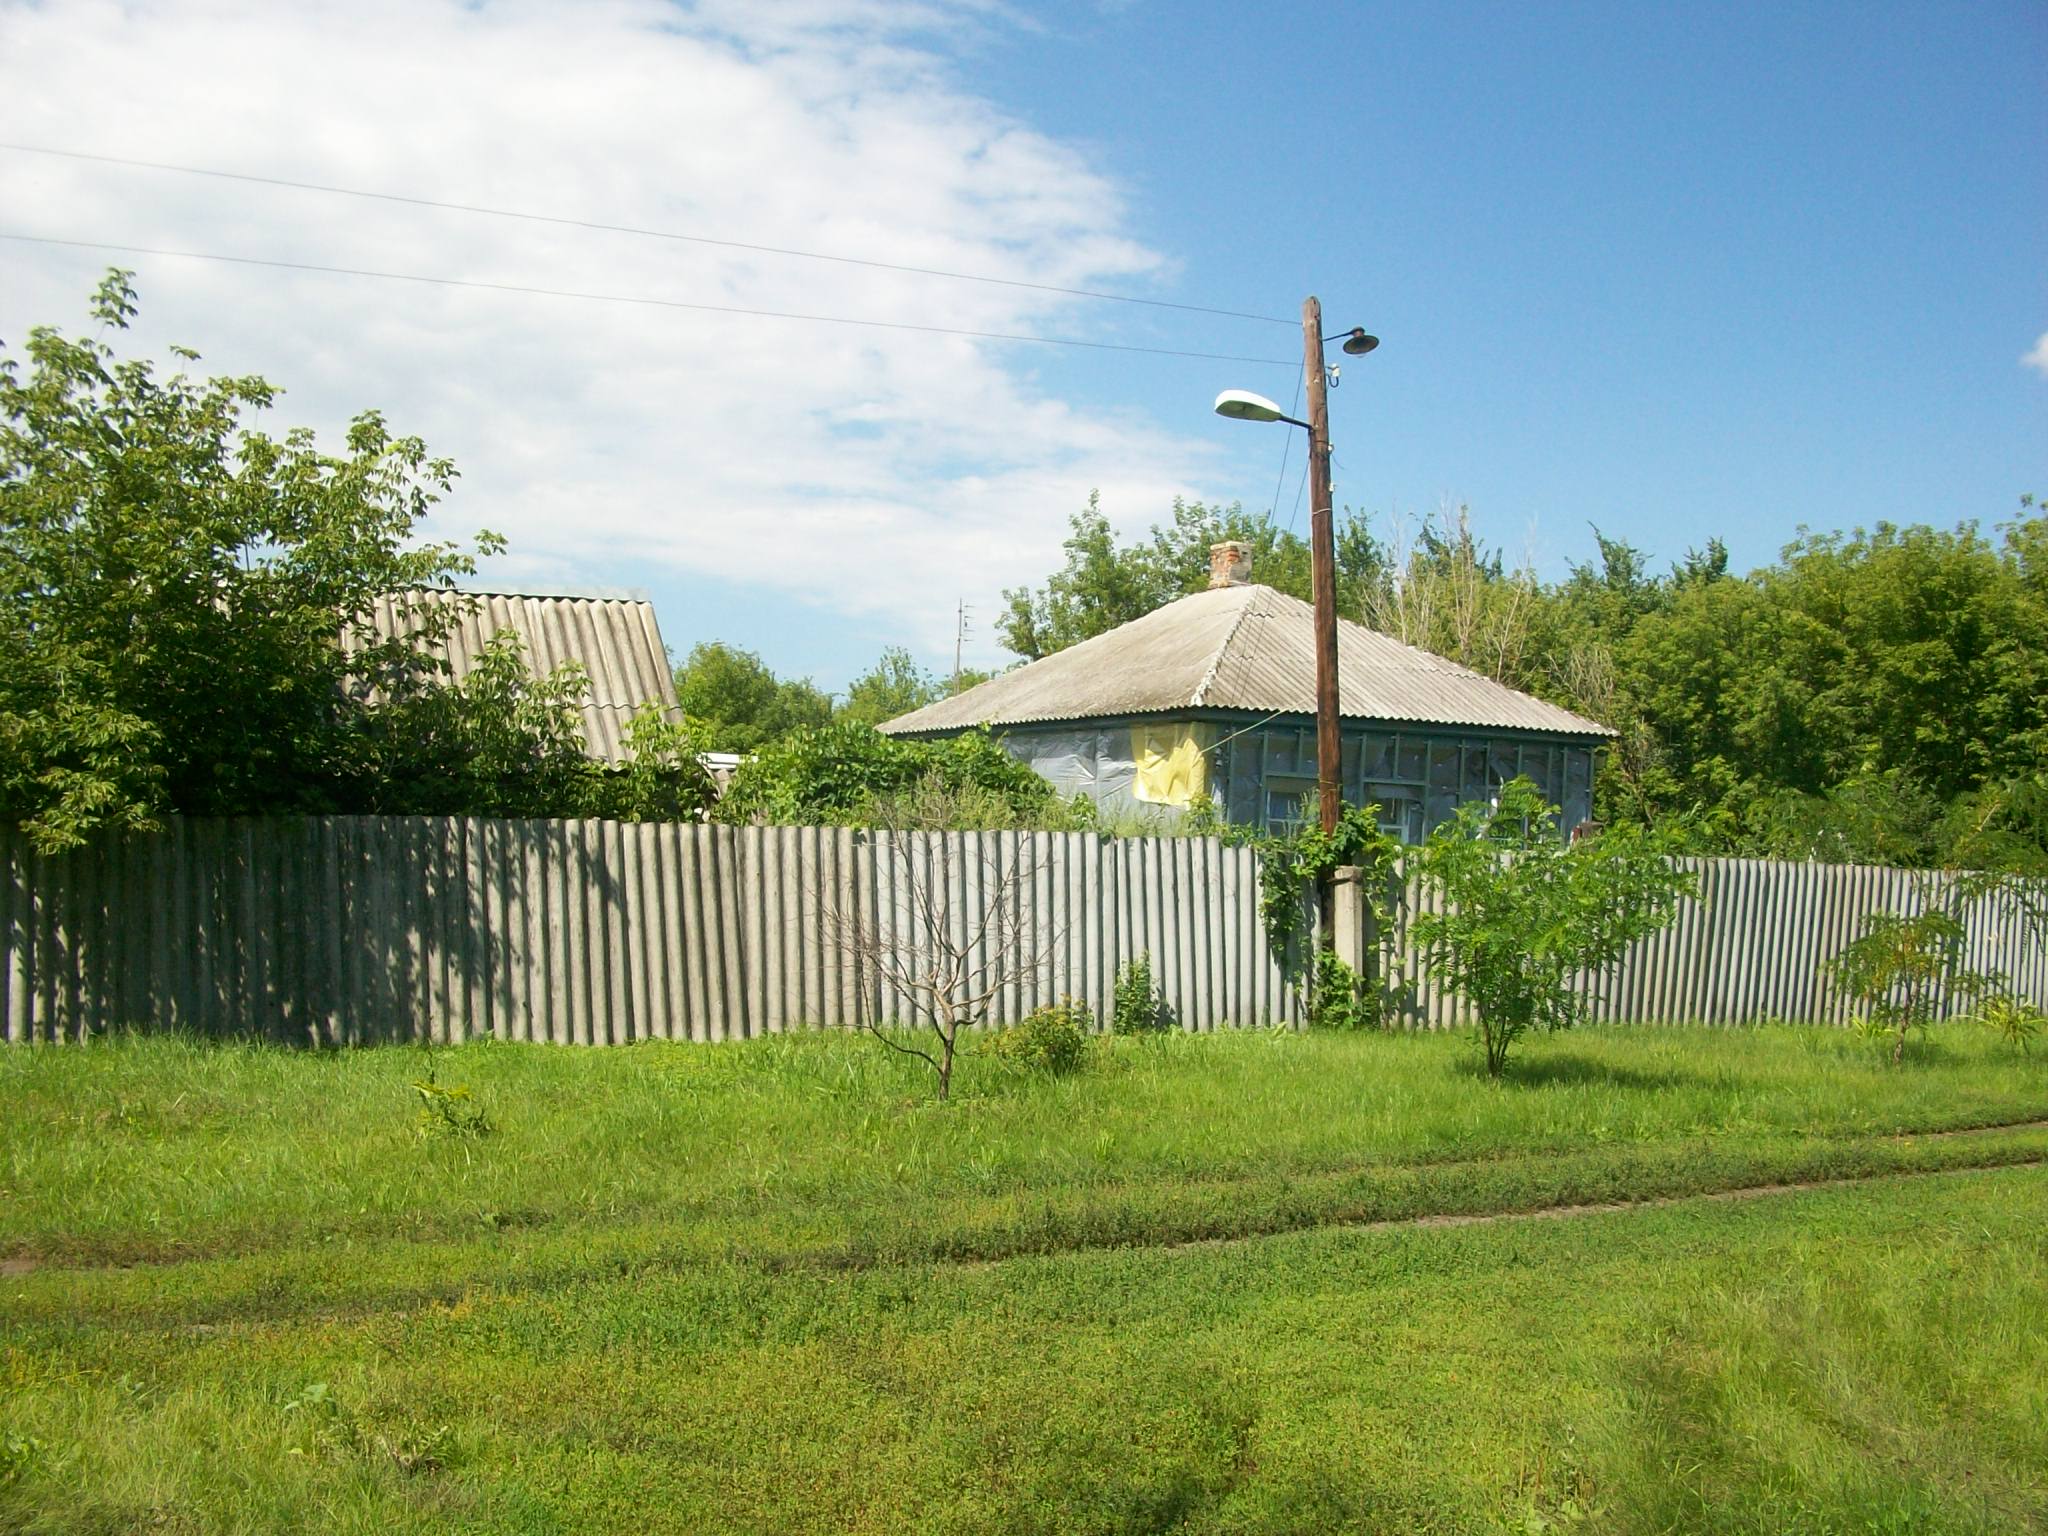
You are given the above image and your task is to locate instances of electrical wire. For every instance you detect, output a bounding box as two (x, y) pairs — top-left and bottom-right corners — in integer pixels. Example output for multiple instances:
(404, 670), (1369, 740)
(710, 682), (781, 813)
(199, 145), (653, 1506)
(1266, 364), (1304, 522)
(0, 143), (1293, 326)
(1284, 452), (1310, 533)
(0, 233), (1299, 366)
(1203, 708), (1290, 759)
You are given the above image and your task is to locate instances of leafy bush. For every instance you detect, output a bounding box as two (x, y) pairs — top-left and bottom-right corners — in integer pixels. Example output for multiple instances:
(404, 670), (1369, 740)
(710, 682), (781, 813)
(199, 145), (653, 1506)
(0, 275), (716, 842)
(982, 999), (1093, 1075)
(715, 721), (1067, 830)
(1112, 953), (1166, 1033)
(1241, 802), (1401, 976)
(412, 1064), (493, 1139)
(1308, 952), (1378, 1031)
(1827, 901), (1993, 1067)
(1972, 995), (2044, 1055)
(1409, 777), (1698, 1076)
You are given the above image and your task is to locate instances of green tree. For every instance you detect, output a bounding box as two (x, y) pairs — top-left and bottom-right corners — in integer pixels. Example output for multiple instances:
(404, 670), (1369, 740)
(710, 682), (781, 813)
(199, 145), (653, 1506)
(1603, 510), (2048, 860)
(0, 272), (714, 844)
(1409, 778), (1699, 1077)
(0, 272), (494, 849)
(673, 640), (831, 751)
(995, 493), (1384, 660)
(838, 646), (941, 727)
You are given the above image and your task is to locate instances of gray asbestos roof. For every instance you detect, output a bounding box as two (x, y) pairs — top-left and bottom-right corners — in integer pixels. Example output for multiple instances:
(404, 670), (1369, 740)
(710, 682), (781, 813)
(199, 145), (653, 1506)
(360, 589), (680, 764)
(881, 583), (1613, 739)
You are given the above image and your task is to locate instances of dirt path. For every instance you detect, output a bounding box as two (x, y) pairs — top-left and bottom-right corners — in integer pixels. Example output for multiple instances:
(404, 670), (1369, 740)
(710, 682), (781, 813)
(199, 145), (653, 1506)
(1255, 1151), (2048, 1243)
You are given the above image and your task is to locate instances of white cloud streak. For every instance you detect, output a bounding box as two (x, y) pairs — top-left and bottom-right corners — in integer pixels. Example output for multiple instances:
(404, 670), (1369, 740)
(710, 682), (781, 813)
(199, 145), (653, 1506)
(0, 0), (1230, 668)
(2024, 332), (2048, 377)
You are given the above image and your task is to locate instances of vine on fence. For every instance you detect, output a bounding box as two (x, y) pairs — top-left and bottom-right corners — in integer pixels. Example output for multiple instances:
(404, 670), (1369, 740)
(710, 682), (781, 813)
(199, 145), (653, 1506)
(1191, 798), (1402, 1025)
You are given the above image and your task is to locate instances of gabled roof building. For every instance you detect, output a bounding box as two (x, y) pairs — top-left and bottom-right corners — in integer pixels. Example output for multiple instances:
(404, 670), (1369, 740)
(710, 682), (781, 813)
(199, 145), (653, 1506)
(361, 588), (681, 765)
(882, 543), (1612, 838)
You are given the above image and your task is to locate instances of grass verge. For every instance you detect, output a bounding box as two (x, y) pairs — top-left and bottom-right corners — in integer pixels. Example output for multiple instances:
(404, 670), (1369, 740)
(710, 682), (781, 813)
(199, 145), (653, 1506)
(4, 1024), (2046, 1531)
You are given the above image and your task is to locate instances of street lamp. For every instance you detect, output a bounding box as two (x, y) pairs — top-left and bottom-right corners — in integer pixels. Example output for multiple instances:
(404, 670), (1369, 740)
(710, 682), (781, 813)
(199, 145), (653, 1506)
(1213, 296), (1377, 848)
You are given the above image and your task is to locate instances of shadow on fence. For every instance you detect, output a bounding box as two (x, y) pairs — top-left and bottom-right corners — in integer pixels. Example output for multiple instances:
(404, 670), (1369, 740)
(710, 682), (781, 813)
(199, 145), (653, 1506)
(2, 820), (622, 1045)
(4, 820), (2039, 1046)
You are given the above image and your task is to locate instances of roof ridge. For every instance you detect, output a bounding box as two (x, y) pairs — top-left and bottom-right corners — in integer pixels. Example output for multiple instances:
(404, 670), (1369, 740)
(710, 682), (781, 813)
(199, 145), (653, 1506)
(1188, 585), (1262, 707)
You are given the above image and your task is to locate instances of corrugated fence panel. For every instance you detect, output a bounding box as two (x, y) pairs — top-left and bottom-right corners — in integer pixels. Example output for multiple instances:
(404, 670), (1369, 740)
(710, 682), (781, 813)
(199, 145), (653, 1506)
(0, 820), (2040, 1043)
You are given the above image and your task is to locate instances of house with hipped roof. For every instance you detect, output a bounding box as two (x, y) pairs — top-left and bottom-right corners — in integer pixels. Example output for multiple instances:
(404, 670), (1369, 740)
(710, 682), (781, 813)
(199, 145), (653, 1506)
(881, 542), (1612, 839)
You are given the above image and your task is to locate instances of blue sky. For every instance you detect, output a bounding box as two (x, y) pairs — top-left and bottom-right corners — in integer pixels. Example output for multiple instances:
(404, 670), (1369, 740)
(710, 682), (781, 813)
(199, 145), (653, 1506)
(2, 1), (2041, 694)
(990, 3), (2046, 562)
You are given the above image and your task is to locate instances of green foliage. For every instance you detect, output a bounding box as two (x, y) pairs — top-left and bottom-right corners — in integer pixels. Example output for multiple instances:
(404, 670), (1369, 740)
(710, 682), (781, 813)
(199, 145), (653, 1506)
(0, 273), (497, 848)
(837, 645), (943, 727)
(981, 998), (1094, 1075)
(1827, 896), (1993, 1067)
(281, 1380), (364, 1460)
(583, 702), (718, 823)
(996, 492), (2048, 872)
(1307, 952), (1378, 1031)
(1973, 995), (2044, 1055)
(715, 720), (1063, 829)
(672, 640), (832, 752)
(1578, 510), (2048, 861)
(411, 1063), (493, 1140)
(1, 273), (713, 844)
(360, 630), (593, 817)
(1410, 778), (1700, 1077)
(996, 492), (1385, 660)
(1111, 952), (1166, 1034)
(1241, 802), (1400, 974)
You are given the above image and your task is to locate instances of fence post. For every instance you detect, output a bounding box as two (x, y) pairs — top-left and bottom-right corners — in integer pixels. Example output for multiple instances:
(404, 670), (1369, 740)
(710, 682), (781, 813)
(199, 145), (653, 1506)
(1330, 865), (1374, 979)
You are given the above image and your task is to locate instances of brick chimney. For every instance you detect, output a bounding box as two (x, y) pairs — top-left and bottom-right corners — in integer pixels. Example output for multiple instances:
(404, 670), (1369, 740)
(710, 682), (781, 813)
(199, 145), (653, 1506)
(1207, 540), (1252, 590)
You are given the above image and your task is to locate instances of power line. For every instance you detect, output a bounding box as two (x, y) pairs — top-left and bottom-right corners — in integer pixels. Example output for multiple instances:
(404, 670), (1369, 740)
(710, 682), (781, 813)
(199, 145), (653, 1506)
(1267, 364), (1304, 520)
(0, 142), (1294, 326)
(1285, 451), (1310, 534)
(0, 233), (1299, 366)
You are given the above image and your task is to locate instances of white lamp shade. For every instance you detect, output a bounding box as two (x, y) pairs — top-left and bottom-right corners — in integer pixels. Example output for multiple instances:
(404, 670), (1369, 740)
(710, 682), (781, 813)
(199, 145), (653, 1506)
(1213, 389), (1286, 423)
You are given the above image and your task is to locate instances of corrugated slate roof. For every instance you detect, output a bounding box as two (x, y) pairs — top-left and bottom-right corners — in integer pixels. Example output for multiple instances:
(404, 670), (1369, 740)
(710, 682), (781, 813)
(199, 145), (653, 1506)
(359, 589), (680, 764)
(881, 583), (1613, 739)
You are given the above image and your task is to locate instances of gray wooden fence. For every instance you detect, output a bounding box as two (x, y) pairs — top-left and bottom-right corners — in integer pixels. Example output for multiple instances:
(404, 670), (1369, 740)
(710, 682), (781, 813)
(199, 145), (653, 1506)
(1, 819), (2040, 1044)
(1380, 857), (2045, 1030)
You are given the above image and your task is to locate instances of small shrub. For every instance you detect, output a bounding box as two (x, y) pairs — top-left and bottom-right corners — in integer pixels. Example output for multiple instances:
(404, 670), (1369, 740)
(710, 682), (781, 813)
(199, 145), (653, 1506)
(983, 999), (1093, 1075)
(1826, 895), (1995, 1067)
(1975, 995), (2044, 1055)
(1308, 953), (1378, 1031)
(1112, 953), (1166, 1034)
(1849, 1012), (1901, 1048)
(412, 1064), (494, 1140)
(381, 1421), (453, 1477)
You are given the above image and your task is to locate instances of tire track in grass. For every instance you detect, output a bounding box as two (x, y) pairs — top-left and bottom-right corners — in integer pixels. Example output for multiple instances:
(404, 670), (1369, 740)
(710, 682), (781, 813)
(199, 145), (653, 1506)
(8, 1126), (2046, 1330)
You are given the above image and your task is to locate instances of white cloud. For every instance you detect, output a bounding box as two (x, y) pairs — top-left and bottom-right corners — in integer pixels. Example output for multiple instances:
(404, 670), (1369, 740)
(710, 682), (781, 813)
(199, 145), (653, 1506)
(0, 0), (1224, 668)
(2025, 332), (2048, 377)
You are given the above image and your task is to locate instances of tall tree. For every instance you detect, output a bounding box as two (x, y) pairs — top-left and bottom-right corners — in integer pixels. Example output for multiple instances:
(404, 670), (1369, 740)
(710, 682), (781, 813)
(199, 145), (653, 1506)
(0, 273), (490, 849)
(673, 640), (832, 752)
(0, 272), (713, 848)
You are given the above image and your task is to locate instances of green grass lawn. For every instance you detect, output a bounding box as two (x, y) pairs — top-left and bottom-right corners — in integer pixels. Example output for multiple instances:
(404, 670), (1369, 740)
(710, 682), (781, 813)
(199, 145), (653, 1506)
(3, 1024), (2046, 1532)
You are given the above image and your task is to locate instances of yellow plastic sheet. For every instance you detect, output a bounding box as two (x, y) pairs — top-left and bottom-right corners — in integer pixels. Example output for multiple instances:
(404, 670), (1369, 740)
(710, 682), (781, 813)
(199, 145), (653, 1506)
(1131, 724), (1209, 806)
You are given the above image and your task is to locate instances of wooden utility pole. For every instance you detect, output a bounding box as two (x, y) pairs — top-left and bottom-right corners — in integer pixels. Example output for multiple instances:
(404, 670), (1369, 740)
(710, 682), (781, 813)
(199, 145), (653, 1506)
(1302, 296), (1341, 841)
